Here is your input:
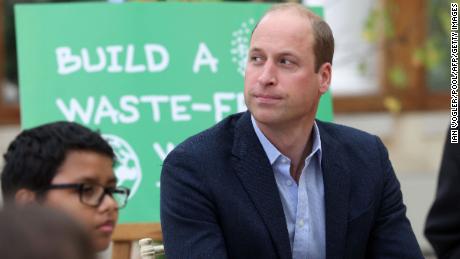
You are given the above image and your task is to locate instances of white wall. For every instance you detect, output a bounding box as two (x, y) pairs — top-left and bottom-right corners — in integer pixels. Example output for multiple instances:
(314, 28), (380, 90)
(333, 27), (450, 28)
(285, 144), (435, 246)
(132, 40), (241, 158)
(0, 125), (21, 207)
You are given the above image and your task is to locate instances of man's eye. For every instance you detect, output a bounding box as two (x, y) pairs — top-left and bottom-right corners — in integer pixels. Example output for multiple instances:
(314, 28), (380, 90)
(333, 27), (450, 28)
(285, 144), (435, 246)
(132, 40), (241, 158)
(280, 59), (293, 65)
(250, 56), (264, 63)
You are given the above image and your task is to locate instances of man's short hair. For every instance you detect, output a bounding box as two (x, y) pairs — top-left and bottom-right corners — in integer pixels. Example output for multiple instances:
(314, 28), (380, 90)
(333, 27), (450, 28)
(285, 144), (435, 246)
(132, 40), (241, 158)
(256, 3), (335, 72)
(1, 121), (115, 202)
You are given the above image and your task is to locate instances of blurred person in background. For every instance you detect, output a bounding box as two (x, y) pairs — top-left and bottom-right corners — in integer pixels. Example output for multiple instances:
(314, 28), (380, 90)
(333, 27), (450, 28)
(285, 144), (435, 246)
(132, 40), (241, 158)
(0, 121), (130, 252)
(0, 205), (96, 259)
(425, 129), (460, 258)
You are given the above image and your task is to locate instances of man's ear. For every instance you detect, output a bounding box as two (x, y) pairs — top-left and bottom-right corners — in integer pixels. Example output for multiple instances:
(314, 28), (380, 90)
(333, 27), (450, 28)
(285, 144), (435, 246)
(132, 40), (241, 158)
(14, 188), (38, 205)
(318, 62), (332, 94)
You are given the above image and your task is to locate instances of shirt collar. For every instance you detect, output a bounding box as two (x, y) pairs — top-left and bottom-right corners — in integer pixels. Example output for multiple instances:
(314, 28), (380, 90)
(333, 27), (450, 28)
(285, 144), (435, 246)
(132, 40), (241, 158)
(251, 115), (322, 166)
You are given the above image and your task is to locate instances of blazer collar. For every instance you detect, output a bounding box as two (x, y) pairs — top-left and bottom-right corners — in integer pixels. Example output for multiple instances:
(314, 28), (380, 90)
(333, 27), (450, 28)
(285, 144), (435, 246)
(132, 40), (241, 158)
(316, 120), (351, 259)
(231, 111), (292, 259)
(230, 114), (351, 259)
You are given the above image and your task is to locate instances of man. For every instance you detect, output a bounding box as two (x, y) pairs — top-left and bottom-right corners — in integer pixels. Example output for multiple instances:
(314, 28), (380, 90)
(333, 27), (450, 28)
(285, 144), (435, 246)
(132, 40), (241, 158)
(161, 3), (422, 258)
(425, 129), (460, 258)
(1, 121), (130, 252)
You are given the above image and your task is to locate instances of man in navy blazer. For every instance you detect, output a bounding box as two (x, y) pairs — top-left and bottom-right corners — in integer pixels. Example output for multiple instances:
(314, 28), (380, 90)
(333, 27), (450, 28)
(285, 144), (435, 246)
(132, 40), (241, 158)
(161, 3), (422, 258)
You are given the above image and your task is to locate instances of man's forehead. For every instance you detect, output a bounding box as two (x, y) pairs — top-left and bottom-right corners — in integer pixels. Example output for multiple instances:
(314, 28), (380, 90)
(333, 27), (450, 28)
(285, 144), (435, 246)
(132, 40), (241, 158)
(254, 10), (312, 37)
(250, 11), (314, 51)
(260, 8), (312, 26)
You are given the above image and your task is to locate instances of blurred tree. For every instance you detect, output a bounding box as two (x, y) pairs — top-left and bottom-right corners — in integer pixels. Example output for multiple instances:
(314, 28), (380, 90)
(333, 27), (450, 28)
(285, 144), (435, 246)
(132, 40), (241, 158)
(363, 0), (457, 113)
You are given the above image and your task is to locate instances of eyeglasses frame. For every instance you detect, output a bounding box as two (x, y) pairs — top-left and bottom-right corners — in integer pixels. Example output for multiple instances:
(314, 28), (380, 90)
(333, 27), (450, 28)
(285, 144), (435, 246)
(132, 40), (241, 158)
(44, 183), (130, 209)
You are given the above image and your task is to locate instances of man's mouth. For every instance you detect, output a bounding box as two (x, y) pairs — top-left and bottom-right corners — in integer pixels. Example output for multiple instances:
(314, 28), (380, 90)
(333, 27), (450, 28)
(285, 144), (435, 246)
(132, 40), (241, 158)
(254, 94), (282, 104)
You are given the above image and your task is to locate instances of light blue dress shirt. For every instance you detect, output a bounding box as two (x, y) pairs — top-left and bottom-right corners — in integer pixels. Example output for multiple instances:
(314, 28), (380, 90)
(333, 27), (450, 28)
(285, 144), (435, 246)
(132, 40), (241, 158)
(251, 116), (325, 259)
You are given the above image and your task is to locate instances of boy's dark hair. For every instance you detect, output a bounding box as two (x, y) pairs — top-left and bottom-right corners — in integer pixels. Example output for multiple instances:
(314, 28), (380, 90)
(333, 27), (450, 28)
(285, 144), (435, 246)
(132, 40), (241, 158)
(1, 121), (115, 202)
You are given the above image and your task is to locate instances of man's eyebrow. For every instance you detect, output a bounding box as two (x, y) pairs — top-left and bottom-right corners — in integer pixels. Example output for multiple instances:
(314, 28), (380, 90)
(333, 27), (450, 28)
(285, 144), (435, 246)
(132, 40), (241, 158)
(249, 47), (263, 53)
(278, 52), (298, 58)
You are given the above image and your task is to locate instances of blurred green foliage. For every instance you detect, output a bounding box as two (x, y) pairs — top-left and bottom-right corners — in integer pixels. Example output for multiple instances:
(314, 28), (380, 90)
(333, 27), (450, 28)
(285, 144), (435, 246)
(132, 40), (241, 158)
(363, 0), (457, 91)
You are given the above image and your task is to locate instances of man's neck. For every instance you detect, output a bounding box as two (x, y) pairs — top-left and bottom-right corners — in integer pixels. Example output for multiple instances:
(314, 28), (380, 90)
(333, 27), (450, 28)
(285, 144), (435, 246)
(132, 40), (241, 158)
(256, 119), (315, 182)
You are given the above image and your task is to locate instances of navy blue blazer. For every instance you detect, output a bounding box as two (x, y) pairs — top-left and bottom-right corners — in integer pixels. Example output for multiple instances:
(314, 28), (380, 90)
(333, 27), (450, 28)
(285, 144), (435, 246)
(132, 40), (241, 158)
(160, 112), (423, 259)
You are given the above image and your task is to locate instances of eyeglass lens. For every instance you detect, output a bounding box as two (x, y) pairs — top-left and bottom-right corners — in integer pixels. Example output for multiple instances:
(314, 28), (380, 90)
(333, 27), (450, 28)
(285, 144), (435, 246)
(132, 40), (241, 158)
(80, 184), (129, 208)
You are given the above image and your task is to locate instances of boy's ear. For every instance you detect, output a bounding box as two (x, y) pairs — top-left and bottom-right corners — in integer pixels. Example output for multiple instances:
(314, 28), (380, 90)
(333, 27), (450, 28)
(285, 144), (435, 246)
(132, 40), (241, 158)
(14, 188), (38, 205)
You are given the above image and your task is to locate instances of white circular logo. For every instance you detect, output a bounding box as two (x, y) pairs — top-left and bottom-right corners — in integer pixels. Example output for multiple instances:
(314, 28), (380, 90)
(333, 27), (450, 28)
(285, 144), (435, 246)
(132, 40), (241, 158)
(103, 134), (142, 199)
(231, 18), (256, 76)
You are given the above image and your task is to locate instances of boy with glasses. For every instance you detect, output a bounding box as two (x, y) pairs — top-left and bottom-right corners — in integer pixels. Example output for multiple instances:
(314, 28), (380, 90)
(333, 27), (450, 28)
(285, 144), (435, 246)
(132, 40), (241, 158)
(1, 121), (130, 252)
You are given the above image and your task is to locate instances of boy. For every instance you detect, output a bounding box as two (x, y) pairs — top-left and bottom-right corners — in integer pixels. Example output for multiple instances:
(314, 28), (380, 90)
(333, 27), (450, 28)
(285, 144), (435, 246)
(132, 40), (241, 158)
(1, 121), (130, 251)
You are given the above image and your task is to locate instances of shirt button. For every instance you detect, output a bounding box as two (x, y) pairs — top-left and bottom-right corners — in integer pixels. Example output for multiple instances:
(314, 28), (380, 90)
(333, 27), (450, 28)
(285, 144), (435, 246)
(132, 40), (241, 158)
(298, 219), (305, 227)
(286, 180), (293, 186)
(281, 157), (289, 164)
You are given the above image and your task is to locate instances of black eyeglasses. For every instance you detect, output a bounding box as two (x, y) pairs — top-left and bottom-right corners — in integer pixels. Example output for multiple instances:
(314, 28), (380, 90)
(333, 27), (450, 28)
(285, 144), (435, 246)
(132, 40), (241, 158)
(45, 183), (130, 209)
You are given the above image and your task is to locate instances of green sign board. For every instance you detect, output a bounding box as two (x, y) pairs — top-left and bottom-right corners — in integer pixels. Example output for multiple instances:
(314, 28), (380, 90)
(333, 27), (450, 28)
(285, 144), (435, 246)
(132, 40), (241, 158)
(16, 2), (333, 223)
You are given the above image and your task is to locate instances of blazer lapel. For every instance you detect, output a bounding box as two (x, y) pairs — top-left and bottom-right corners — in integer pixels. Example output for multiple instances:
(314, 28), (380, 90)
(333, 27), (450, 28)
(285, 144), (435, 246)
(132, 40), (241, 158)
(317, 121), (351, 259)
(231, 112), (292, 259)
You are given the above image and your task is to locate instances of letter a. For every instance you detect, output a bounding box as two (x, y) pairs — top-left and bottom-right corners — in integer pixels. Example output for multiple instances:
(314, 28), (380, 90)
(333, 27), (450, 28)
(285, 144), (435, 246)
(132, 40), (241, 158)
(193, 42), (219, 73)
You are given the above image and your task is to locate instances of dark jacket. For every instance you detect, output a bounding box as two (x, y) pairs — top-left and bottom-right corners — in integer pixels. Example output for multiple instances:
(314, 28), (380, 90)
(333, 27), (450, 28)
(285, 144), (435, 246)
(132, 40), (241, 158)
(425, 130), (460, 259)
(161, 111), (422, 259)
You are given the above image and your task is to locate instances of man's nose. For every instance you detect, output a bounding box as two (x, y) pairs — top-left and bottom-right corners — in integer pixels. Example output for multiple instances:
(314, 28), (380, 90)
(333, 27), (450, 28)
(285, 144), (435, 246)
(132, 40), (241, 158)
(257, 61), (277, 86)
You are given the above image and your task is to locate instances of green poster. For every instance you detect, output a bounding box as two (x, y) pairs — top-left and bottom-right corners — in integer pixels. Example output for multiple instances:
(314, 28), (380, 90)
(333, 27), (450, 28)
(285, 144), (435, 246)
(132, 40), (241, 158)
(16, 2), (332, 223)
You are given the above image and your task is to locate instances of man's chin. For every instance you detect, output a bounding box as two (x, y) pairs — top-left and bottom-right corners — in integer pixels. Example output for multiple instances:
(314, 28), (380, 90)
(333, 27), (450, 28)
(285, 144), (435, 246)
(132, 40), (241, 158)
(252, 111), (282, 126)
